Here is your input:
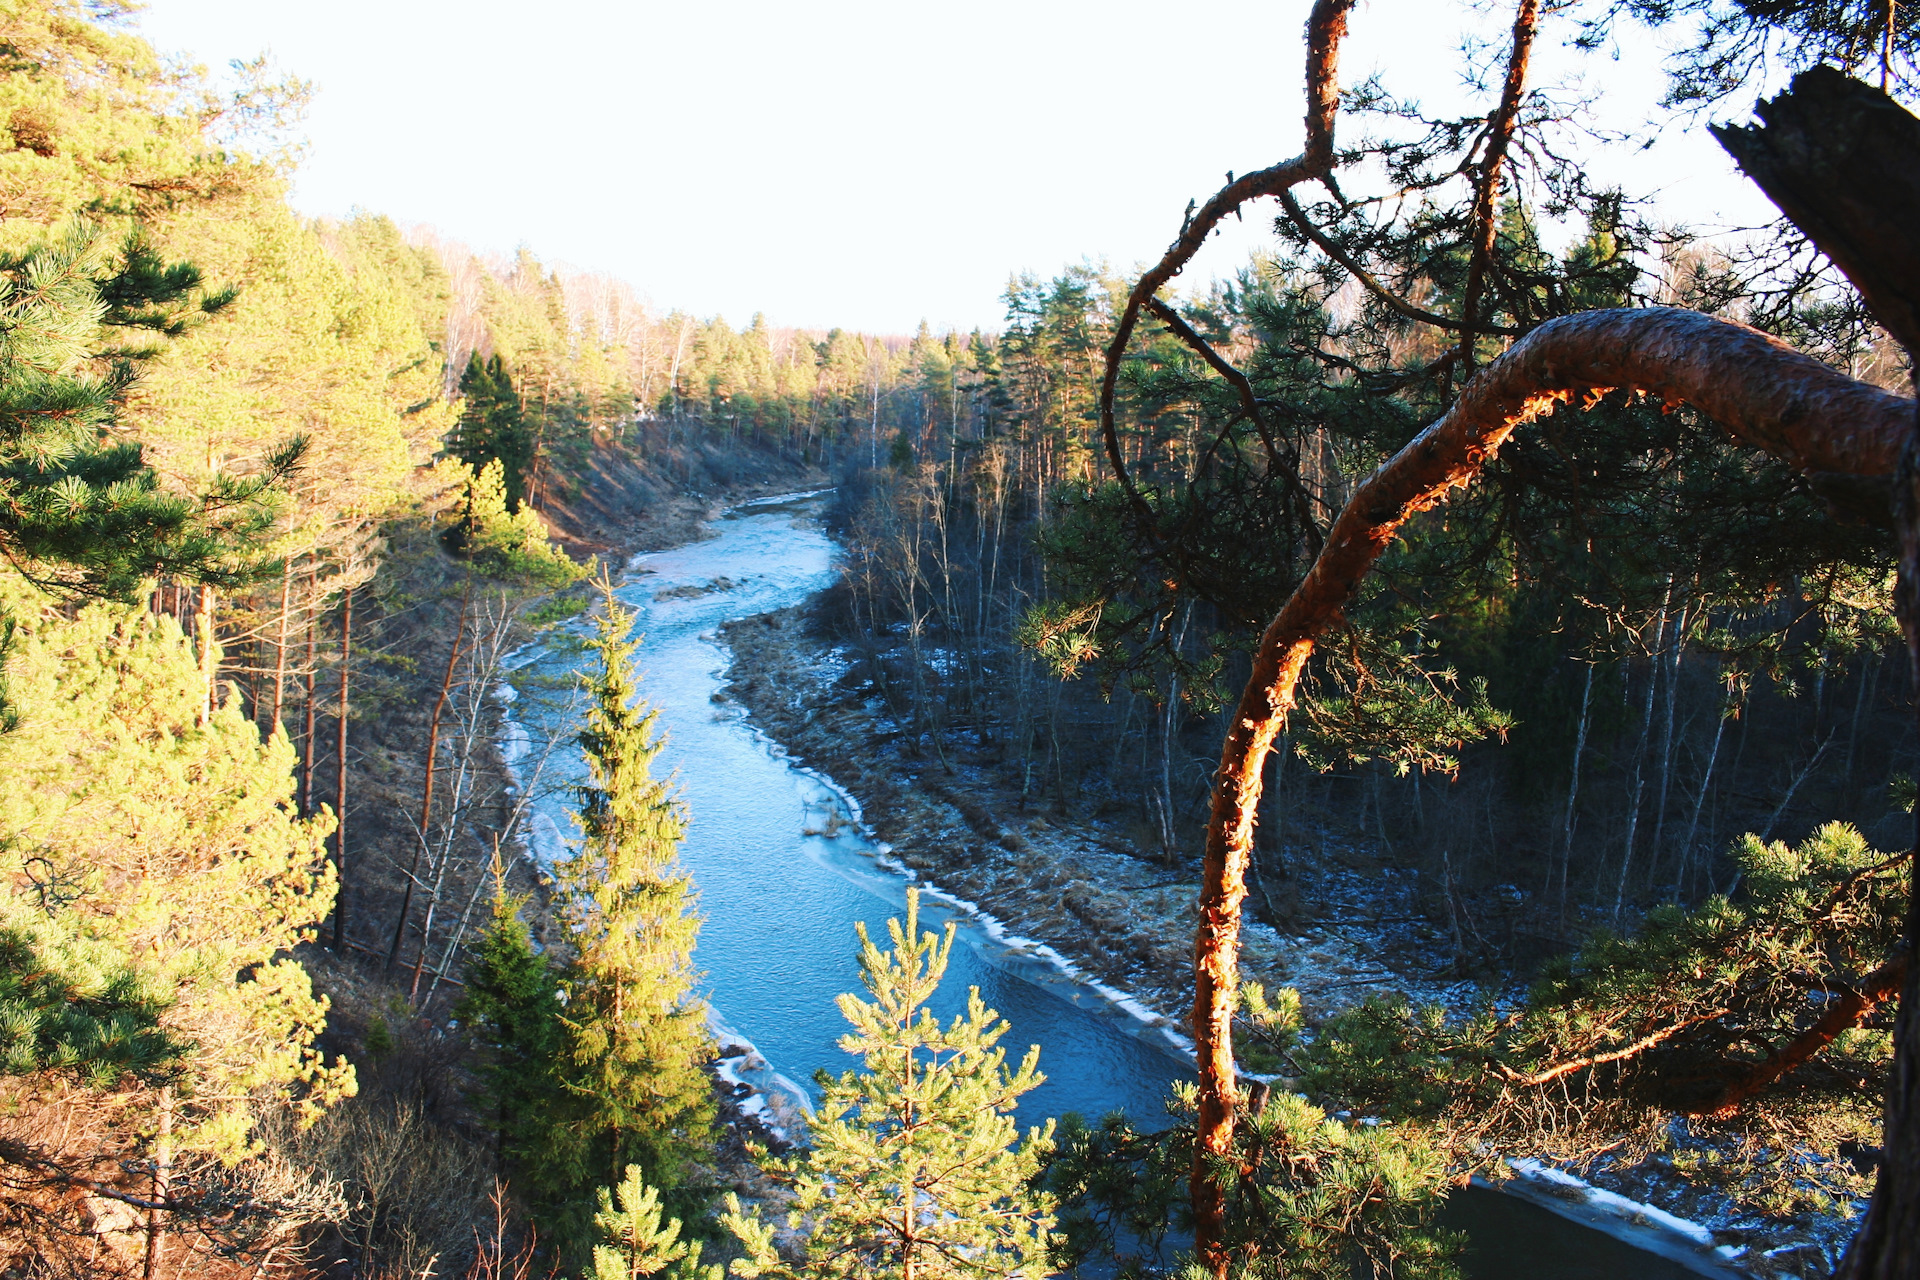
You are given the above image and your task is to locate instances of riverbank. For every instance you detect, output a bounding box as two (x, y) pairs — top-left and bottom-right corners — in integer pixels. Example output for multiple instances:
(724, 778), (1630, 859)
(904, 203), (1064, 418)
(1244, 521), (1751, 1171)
(714, 584), (1853, 1279)
(717, 600), (1469, 1028)
(297, 447), (830, 1244)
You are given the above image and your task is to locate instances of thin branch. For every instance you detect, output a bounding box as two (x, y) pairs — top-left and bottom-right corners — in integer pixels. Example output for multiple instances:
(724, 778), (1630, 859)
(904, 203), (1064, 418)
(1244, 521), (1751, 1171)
(1279, 190), (1518, 335)
(1143, 297), (1286, 468)
(1098, 0), (1356, 517)
(1492, 1007), (1732, 1087)
(1459, 0), (1542, 372)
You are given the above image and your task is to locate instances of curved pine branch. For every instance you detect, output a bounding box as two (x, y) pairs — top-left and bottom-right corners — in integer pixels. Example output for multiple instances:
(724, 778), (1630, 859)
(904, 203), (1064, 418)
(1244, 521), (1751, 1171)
(1189, 305), (1914, 1222)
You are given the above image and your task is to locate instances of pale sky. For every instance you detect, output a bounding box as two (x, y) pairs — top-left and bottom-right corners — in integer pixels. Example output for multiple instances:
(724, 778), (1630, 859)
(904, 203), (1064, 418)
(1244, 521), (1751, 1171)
(130, 0), (1783, 335)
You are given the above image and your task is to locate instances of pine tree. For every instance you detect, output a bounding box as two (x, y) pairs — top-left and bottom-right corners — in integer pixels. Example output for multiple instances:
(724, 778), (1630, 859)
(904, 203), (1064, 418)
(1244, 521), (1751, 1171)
(0, 573), (351, 1156)
(723, 888), (1055, 1280)
(589, 1164), (720, 1280)
(532, 584), (714, 1248)
(0, 219), (288, 600)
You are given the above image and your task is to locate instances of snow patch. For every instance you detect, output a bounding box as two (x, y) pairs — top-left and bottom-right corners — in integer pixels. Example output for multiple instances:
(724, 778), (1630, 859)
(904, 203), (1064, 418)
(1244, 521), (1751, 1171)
(1508, 1158), (1715, 1245)
(708, 1009), (813, 1147)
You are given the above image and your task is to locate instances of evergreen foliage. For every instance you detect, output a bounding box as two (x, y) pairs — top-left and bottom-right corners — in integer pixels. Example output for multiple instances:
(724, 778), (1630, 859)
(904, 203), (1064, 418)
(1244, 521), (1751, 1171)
(1041, 1083), (1459, 1280)
(589, 1164), (721, 1280)
(457, 869), (565, 1174)
(447, 456), (590, 588)
(1300, 823), (1904, 1221)
(454, 350), (536, 508)
(0, 219), (289, 598)
(0, 574), (352, 1156)
(0, 907), (179, 1087)
(530, 586), (714, 1249)
(722, 888), (1055, 1280)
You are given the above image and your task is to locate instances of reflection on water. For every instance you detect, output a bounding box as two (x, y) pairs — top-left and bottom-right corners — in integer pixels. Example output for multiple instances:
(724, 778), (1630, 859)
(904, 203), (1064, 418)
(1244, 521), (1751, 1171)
(507, 492), (1192, 1127)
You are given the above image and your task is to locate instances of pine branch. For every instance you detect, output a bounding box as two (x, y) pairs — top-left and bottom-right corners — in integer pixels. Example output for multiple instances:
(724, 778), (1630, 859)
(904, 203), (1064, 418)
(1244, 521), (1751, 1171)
(1098, 0), (1356, 521)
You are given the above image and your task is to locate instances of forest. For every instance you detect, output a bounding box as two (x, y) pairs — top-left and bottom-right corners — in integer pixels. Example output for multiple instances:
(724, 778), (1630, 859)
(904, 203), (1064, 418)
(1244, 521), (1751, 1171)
(5, 0), (1920, 1277)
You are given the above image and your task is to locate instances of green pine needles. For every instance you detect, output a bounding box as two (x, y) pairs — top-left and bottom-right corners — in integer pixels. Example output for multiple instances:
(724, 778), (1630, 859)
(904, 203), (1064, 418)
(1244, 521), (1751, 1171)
(723, 887), (1055, 1280)
(0, 910), (180, 1088)
(590, 1163), (721, 1280)
(0, 219), (291, 599)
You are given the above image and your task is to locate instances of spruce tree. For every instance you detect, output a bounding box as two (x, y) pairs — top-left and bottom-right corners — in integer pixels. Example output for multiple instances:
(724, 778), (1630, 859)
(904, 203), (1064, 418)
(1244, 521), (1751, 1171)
(723, 888), (1055, 1280)
(533, 584), (714, 1247)
(453, 350), (536, 509)
(457, 868), (565, 1172)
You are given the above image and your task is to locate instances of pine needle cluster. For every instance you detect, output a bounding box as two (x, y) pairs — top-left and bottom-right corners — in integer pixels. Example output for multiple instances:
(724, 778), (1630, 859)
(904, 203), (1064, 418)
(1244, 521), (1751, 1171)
(723, 887), (1055, 1280)
(0, 219), (292, 599)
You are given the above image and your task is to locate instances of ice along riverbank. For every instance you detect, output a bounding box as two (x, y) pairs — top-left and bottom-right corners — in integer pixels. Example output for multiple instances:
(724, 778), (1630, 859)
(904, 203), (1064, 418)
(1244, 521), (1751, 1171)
(502, 489), (1195, 1132)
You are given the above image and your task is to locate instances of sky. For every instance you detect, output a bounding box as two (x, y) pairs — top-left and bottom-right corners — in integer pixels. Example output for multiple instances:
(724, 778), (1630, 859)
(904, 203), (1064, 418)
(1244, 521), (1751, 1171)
(129, 0), (1784, 335)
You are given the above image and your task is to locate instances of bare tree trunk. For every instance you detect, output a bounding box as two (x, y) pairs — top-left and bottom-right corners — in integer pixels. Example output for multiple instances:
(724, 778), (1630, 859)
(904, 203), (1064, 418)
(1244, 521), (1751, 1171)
(1759, 731), (1836, 843)
(301, 564), (318, 816)
(270, 560), (292, 733)
(426, 835), (506, 1003)
(142, 1088), (172, 1280)
(389, 577), (471, 970)
(412, 601), (513, 1001)
(332, 586), (354, 953)
(195, 586), (217, 729)
(1648, 597), (1690, 885)
(1614, 589), (1670, 923)
(1680, 697), (1729, 898)
(1558, 662), (1594, 920)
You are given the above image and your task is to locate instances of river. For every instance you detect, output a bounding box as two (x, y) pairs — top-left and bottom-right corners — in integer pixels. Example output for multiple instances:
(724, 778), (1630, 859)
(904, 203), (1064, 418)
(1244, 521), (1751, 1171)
(504, 489), (1192, 1132)
(500, 489), (1746, 1280)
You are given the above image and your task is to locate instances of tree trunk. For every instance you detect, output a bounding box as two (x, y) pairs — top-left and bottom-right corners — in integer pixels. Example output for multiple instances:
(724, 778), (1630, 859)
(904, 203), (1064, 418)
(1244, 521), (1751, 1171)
(1190, 304), (1911, 1280)
(389, 577), (470, 970)
(332, 586), (353, 953)
(1613, 593), (1668, 924)
(1679, 697), (1728, 899)
(1714, 72), (1920, 1270)
(270, 559), (292, 733)
(1648, 597), (1689, 886)
(142, 1088), (171, 1280)
(1713, 66), (1920, 357)
(301, 564), (318, 816)
(195, 586), (216, 729)
(1558, 662), (1594, 919)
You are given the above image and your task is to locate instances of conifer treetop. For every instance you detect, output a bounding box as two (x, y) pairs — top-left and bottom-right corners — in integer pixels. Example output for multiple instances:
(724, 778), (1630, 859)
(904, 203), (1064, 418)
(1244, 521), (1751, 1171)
(724, 887), (1055, 1280)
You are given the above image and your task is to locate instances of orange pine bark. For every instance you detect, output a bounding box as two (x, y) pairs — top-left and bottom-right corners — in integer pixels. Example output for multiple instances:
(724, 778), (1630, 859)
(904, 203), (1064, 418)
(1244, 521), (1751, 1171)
(1189, 305), (1911, 1273)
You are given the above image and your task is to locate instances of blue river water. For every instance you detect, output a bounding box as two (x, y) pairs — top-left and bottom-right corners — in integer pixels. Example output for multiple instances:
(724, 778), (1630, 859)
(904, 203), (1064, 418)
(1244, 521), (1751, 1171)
(499, 490), (1732, 1279)
(503, 490), (1192, 1131)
